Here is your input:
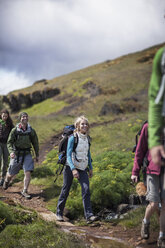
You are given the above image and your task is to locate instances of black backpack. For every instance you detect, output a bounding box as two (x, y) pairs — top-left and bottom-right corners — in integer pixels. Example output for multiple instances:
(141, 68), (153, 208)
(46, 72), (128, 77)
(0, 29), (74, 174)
(132, 120), (148, 153)
(58, 125), (78, 165)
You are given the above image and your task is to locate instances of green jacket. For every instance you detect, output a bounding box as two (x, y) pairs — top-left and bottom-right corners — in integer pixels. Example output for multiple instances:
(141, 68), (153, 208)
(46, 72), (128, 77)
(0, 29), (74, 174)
(148, 47), (165, 149)
(7, 123), (39, 157)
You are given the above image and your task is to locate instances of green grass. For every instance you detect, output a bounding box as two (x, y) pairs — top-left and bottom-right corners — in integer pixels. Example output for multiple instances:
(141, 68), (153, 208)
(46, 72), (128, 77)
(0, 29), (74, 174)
(22, 98), (68, 117)
(25, 115), (73, 145)
(0, 200), (87, 248)
(0, 201), (38, 229)
(0, 217), (87, 248)
(89, 113), (147, 155)
(119, 205), (159, 232)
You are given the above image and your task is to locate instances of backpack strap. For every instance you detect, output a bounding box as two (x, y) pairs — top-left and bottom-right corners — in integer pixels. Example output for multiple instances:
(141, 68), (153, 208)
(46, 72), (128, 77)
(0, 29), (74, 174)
(58, 136), (68, 153)
(14, 126), (32, 142)
(73, 133), (78, 152)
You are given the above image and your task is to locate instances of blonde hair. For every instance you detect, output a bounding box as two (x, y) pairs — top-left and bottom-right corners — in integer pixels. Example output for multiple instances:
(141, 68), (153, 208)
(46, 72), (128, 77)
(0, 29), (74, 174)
(74, 115), (90, 133)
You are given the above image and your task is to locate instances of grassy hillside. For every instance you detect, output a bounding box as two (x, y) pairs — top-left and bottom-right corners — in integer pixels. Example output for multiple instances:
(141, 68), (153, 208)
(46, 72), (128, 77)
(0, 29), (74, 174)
(6, 42), (163, 153)
(1, 42), (165, 219)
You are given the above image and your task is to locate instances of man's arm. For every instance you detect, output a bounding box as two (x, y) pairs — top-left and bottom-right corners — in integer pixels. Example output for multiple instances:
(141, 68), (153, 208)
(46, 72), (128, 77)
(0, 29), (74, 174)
(7, 128), (17, 158)
(148, 47), (165, 165)
(31, 129), (39, 159)
(148, 47), (164, 149)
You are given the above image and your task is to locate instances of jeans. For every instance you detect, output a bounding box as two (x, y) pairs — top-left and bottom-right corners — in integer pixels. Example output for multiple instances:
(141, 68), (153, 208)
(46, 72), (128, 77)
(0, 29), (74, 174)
(56, 165), (93, 219)
(0, 143), (9, 178)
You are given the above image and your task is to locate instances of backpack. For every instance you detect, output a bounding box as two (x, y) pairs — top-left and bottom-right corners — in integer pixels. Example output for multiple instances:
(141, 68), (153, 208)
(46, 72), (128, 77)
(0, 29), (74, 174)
(155, 48), (165, 115)
(14, 126), (32, 140)
(132, 121), (149, 185)
(14, 126), (33, 165)
(132, 120), (148, 153)
(58, 125), (77, 165)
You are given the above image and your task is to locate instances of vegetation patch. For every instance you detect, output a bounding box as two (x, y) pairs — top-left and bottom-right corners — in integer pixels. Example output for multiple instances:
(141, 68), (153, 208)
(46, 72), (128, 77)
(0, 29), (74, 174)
(22, 98), (68, 117)
(0, 219), (87, 248)
(38, 149), (135, 220)
(119, 205), (159, 232)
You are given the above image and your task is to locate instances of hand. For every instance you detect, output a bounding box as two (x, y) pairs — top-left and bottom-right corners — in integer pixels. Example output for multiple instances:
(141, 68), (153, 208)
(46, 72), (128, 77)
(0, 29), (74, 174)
(10, 152), (15, 159)
(72, 169), (79, 179)
(88, 169), (93, 178)
(150, 145), (165, 166)
(131, 175), (138, 183)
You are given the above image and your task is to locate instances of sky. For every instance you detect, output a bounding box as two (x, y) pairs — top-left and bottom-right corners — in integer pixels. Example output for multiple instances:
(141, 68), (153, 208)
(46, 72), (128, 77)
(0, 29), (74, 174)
(0, 0), (165, 95)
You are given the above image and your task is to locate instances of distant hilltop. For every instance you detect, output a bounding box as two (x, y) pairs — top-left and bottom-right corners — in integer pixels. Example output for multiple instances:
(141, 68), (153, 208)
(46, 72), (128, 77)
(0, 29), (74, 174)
(1, 42), (165, 113)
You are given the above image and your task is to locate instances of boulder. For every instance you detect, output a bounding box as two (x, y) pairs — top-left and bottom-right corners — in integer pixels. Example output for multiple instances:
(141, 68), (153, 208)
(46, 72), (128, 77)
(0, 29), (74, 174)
(99, 102), (123, 116)
(2, 87), (60, 112)
(31, 91), (43, 104)
(83, 81), (102, 97)
(42, 88), (60, 100)
(7, 94), (21, 112)
(17, 93), (32, 108)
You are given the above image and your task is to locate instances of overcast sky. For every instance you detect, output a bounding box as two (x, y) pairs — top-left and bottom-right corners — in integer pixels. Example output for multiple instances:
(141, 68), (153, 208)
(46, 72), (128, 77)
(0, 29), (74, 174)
(0, 0), (164, 95)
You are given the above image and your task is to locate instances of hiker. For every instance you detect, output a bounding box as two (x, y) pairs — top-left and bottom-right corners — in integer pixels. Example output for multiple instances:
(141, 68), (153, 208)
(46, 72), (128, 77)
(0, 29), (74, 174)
(3, 112), (39, 199)
(149, 46), (165, 166)
(0, 109), (14, 186)
(148, 46), (165, 247)
(131, 121), (160, 240)
(55, 116), (98, 223)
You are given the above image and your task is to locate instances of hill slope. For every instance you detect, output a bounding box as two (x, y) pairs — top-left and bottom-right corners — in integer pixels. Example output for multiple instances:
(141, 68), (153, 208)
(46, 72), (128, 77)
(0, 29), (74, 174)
(0, 43), (164, 248)
(1, 42), (165, 154)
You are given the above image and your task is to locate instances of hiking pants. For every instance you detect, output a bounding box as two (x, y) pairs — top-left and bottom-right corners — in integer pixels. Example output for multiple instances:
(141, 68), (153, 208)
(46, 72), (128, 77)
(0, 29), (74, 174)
(56, 165), (93, 219)
(0, 143), (9, 179)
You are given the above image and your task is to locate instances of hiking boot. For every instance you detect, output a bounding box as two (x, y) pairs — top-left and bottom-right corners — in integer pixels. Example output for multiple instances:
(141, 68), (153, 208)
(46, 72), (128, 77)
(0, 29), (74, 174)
(0, 178), (4, 186)
(87, 215), (99, 224)
(21, 190), (31, 199)
(3, 180), (9, 190)
(157, 237), (165, 248)
(141, 220), (150, 239)
(55, 214), (64, 222)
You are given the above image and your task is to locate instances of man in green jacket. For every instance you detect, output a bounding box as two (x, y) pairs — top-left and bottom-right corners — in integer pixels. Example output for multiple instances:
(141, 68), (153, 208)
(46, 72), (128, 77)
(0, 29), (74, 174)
(149, 46), (165, 164)
(3, 112), (39, 199)
(148, 46), (165, 248)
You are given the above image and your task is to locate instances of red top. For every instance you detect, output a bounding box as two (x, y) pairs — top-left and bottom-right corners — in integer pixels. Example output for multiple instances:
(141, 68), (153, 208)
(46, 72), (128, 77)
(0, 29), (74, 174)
(132, 123), (161, 176)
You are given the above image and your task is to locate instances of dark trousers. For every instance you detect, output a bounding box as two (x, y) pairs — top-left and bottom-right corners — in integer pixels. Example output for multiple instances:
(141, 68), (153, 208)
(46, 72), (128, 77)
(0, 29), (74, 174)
(0, 143), (9, 178)
(56, 165), (93, 219)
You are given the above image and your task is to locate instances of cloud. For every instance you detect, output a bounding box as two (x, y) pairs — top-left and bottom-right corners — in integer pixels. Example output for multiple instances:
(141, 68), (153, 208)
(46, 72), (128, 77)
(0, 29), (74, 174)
(0, 69), (31, 95)
(0, 0), (164, 94)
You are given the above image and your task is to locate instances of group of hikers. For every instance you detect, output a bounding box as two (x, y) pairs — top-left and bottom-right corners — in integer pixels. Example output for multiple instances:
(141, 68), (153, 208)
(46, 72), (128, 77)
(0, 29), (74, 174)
(0, 111), (39, 199)
(0, 46), (165, 247)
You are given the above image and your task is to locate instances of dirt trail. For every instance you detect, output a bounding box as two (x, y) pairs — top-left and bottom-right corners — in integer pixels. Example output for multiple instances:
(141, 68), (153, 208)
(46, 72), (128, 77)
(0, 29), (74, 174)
(0, 181), (158, 248)
(0, 175), (159, 248)
(0, 129), (159, 248)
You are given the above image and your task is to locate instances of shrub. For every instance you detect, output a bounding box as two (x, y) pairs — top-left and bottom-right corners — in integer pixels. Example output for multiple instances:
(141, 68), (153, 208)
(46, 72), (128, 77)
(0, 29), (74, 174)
(64, 150), (134, 218)
(0, 201), (14, 229)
